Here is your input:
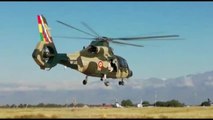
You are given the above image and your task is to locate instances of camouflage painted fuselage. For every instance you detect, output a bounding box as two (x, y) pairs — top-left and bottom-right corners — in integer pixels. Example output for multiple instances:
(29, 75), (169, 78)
(59, 41), (133, 79)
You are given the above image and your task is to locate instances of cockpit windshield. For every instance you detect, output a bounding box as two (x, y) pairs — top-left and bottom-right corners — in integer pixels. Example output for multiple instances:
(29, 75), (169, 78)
(116, 56), (128, 68)
(87, 45), (98, 54)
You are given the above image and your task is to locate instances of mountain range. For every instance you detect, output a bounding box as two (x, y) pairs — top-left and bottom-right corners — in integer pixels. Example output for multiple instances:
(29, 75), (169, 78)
(0, 70), (213, 105)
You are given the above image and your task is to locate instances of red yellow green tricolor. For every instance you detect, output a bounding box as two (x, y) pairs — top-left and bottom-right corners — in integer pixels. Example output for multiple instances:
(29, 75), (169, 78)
(37, 15), (52, 43)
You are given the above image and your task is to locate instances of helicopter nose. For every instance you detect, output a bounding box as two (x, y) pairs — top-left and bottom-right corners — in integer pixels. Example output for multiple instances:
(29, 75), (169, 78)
(128, 70), (133, 78)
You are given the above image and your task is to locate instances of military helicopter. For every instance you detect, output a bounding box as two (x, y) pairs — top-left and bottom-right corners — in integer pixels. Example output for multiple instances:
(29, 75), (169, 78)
(32, 15), (179, 86)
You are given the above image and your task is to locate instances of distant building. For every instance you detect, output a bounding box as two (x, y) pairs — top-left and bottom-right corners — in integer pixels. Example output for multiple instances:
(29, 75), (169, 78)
(83, 105), (89, 108)
(102, 104), (113, 108)
(112, 99), (123, 108)
(137, 99), (143, 108)
(115, 102), (123, 108)
(137, 104), (143, 108)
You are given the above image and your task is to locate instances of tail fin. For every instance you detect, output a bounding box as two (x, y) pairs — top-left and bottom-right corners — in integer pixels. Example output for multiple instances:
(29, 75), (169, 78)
(37, 15), (53, 44)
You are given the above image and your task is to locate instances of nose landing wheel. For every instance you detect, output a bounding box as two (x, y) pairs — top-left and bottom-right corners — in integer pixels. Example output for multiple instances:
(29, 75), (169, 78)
(118, 80), (124, 86)
(82, 76), (88, 85)
(83, 80), (87, 85)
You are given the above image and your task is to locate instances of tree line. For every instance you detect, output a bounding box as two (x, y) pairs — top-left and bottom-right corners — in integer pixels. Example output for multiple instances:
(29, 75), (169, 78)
(0, 98), (211, 108)
(120, 98), (212, 107)
(120, 99), (185, 107)
(0, 103), (84, 108)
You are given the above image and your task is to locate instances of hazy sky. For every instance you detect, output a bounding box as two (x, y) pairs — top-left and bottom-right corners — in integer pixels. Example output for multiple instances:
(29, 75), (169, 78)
(0, 2), (213, 86)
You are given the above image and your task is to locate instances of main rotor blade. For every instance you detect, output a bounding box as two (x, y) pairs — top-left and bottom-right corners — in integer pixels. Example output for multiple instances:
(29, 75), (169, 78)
(53, 36), (94, 40)
(111, 35), (179, 41)
(110, 41), (144, 47)
(81, 22), (100, 37)
(56, 20), (97, 37)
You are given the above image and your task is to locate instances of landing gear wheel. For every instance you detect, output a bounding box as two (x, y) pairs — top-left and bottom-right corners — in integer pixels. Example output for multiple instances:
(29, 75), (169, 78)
(119, 81), (122, 85)
(104, 81), (109, 86)
(118, 81), (124, 86)
(83, 80), (87, 85)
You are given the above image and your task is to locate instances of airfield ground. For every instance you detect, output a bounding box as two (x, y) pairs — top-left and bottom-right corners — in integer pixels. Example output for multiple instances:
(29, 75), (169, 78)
(0, 106), (213, 118)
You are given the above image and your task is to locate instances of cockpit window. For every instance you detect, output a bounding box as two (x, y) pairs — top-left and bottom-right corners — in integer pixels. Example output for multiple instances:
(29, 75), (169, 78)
(117, 56), (128, 68)
(87, 45), (98, 54)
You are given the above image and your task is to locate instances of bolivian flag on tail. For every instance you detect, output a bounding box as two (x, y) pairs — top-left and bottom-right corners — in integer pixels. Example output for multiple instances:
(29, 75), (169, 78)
(37, 15), (53, 43)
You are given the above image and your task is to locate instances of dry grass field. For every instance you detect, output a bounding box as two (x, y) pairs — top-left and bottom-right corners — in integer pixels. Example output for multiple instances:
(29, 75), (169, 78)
(0, 106), (213, 118)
